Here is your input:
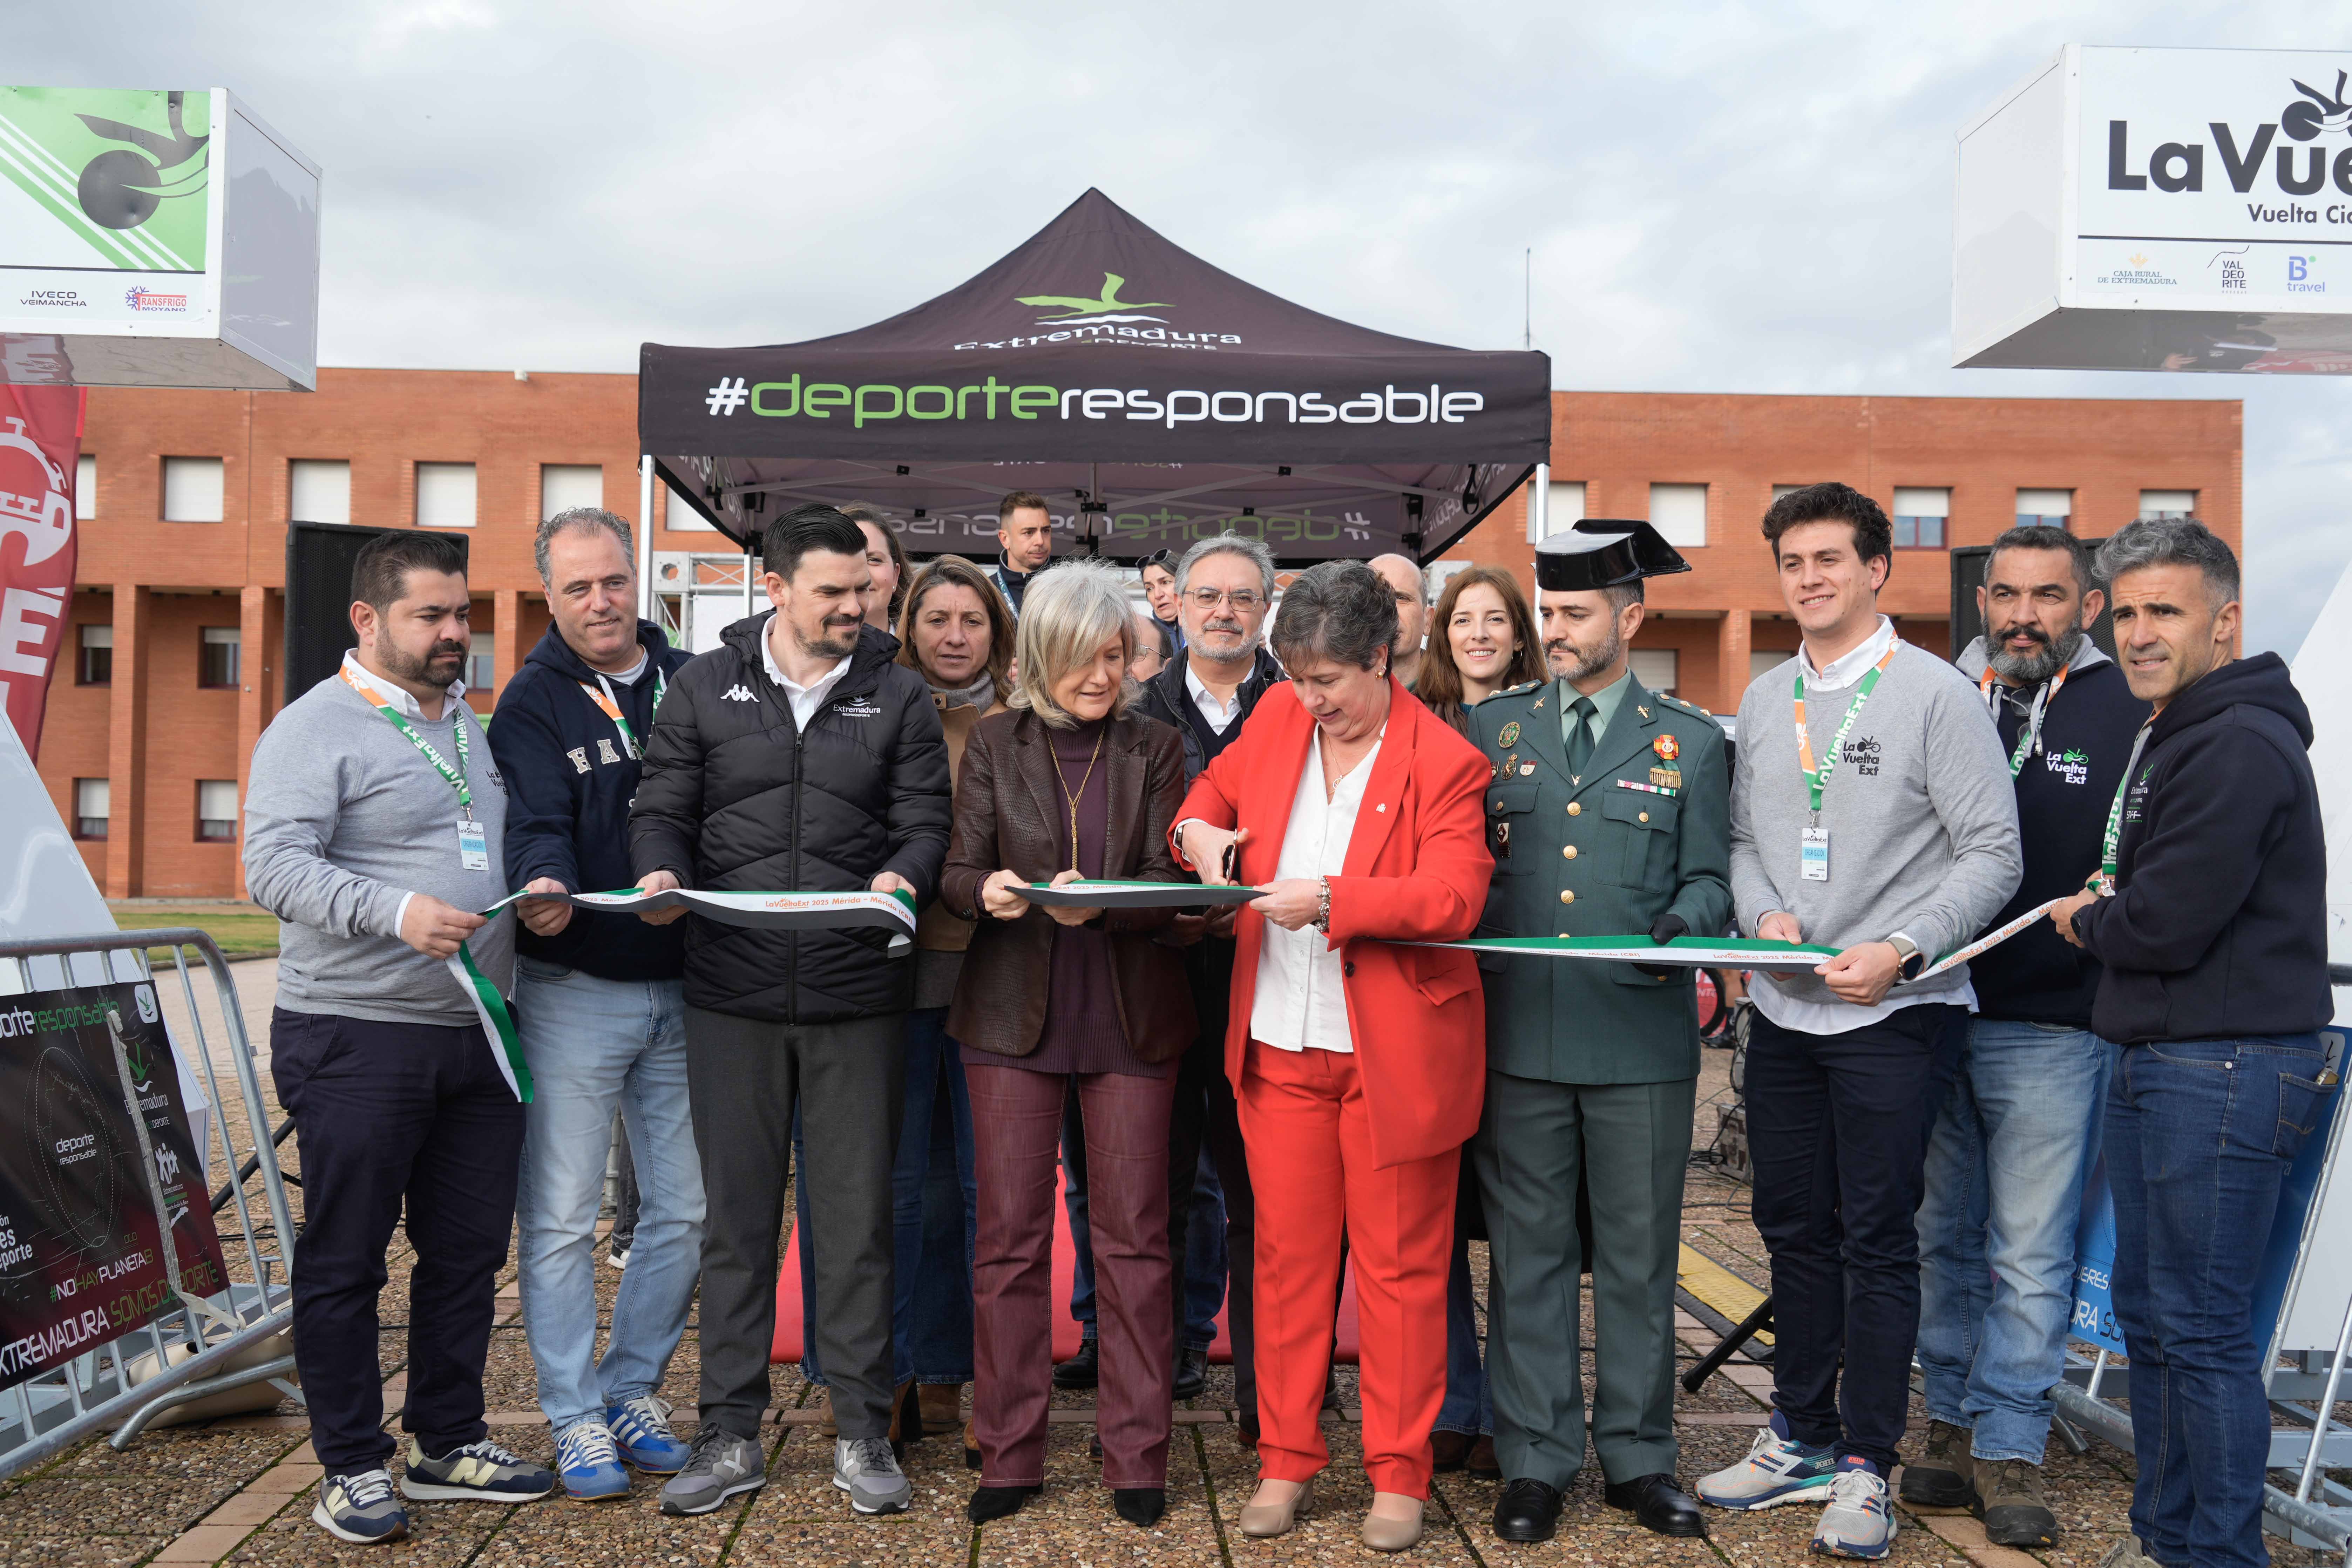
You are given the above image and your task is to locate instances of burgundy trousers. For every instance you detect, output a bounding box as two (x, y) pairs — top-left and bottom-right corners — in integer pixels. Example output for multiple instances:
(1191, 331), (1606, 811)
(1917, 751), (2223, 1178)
(968, 1062), (1177, 1488)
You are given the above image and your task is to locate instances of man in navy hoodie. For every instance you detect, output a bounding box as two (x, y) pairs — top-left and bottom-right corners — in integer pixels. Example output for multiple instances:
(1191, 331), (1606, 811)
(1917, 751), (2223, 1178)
(2051, 517), (2333, 1568)
(488, 507), (700, 1501)
(1906, 527), (2147, 1548)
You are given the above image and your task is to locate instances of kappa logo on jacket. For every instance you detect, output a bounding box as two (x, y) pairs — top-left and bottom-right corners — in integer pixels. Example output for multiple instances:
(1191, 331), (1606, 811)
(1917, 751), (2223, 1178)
(722, 684), (757, 702)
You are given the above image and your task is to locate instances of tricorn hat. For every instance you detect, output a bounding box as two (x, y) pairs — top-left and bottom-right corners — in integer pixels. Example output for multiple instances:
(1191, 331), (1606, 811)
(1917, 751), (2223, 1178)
(1534, 519), (1694, 592)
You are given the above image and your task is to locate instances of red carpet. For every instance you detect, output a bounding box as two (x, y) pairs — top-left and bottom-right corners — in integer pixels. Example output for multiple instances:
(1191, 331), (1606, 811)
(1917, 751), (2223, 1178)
(770, 1164), (1360, 1364)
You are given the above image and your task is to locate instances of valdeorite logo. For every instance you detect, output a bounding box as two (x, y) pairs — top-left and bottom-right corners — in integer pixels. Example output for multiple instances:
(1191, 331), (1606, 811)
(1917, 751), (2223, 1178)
(1015, 272), (1170, 325)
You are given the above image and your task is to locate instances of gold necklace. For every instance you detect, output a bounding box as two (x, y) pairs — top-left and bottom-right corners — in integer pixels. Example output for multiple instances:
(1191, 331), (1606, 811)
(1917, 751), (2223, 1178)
(1052, 725), (1107, 874)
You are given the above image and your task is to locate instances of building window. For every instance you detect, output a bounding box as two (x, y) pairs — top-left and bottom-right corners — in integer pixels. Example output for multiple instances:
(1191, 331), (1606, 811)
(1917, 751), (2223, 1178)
(199, 626), (241, 688)
(162, 456), (225, 522)
(2017, 488), (2073, 529)
(76, 455), (97, 520)
(1630, 648), (1679, 695)
(2139, 489), (2196, 518)
(541, 464), (603, 520)
(1891, 486), (1950, 549)
(197, 780), (238, 842)
(1750, 649), (1791, 683)
(663, 484), (714, 532)
(77, 623), (112, 686)
(291, 459), (352, 523)
(416, 462), (477, 528)
(468, 632), (493, 691)
(1540, 479), (1586, 537)
(1648, 482), (1708, 548)
(74, 778), (108, 840)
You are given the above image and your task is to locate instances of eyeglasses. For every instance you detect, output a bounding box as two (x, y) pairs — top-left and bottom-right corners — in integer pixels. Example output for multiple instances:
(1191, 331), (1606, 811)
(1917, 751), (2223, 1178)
(1187, 588), (1266, 612)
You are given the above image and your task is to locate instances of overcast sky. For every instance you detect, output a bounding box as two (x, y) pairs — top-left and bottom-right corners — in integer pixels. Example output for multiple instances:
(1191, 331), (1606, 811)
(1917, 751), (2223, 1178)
(21, 1), (2352, 654)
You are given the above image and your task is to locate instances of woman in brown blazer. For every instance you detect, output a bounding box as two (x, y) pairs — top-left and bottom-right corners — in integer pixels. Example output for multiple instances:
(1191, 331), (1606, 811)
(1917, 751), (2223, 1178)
(940, 562), (1195, 1530)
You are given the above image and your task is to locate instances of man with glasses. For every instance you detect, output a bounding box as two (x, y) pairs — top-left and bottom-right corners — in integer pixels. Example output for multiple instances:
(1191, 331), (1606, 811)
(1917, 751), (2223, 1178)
(1369, 554), (1429, 692)
(1136, 536), (1286, 1437)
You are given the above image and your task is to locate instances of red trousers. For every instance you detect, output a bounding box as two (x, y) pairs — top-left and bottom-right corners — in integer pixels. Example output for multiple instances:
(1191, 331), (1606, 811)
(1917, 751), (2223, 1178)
(1238, 1040), (1457, 1497)
(967, 1063), (1176, 1489)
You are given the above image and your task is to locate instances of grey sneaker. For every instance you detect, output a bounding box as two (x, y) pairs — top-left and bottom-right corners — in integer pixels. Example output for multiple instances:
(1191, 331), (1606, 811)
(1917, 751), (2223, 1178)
(834, 1435), (911, 1515)
(1897, 1419), (1975, 1508)
(2095, 1536), (2164, 1568)
(1977, 1458), (2058, 1548)
(398, 1437), (555, 1502)
(658, 1428), (767, 1516)
(1812, 1461), (1897, 1559)
(312, 1468), (408, 1544)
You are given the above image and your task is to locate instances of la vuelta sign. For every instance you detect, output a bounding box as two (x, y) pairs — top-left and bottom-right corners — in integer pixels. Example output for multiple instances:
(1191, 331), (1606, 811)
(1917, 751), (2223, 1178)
(2075, 47), (2352, 308)
(0, 386), (82, 760)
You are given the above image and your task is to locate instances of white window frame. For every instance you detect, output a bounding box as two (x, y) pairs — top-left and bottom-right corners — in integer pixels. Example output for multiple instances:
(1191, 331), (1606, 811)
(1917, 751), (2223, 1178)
(540, 464), (603, 521)
(2139, 489), (2196, 518)
(416, 462), (478, 529)
(290, 459), (352, 524)
(76, 454), (97, 520)
(162, 456), (225, 523)
(1648, 482), (1708, 548)
(1542, 480), (1587, 538)
(196, 780), (239, 842)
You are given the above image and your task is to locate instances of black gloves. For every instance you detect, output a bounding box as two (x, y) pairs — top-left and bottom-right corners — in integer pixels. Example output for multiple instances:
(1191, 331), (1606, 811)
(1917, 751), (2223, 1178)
(1649, 913), (1688, 945)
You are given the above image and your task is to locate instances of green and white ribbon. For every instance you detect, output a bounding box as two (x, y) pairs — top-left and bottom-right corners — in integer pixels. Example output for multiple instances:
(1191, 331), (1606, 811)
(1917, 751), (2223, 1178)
(446, 946), (534, 1103)
(1019, 879), (1263, 908)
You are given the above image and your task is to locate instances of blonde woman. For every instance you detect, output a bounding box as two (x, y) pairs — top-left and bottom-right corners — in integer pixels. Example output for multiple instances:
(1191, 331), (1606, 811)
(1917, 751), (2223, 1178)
(939, 563), (1196, 1529)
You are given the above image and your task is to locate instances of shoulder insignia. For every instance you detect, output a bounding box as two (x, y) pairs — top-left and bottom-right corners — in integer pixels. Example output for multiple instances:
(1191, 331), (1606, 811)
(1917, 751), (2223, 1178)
(1496, 679), (1542, 697)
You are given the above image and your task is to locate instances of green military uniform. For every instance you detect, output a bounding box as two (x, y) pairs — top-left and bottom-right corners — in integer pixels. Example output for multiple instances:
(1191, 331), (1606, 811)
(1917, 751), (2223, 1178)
(1470, 557), (1731, 1500)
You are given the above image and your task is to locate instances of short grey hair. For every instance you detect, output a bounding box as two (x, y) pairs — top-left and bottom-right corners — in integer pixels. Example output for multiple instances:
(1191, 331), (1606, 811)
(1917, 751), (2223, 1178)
(535, 506), (634, 584)
(1176, 533), (1276, 603)
(2095, 515), (2237, 607)
(1007, 560), (1139, 727)
(1269, 559), (1399, 673)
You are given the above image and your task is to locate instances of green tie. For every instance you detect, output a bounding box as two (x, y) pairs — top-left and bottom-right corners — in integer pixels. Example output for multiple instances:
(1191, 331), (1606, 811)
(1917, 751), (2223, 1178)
(1566, 695), (1597, 775)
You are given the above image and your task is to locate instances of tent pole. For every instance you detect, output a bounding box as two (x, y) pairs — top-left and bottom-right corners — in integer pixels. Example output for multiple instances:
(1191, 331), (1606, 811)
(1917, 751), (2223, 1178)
(637, 457), (655, 619)
(1526, 461), (1551, 544)
(745, 535), (756, 619)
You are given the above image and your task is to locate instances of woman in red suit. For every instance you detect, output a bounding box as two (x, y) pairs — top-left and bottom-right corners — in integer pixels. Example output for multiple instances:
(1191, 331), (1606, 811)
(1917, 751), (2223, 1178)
(1172, 559), (1494, 1552)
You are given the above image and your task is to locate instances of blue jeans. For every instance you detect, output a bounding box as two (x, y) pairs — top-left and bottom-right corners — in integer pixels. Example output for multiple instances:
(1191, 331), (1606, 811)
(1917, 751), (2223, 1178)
(1434, 1232), (1492, 1437)
(513, 961), (704, 1433)
(799, 1007), (978, 1386)
(2107, 1034), (2330, 1568)
(1064, 1094), (1228, 1350)
(1915, 1018), (2112, 1462)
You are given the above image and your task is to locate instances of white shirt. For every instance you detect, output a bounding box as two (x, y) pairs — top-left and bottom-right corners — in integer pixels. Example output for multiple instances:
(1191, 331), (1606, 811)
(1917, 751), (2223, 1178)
(1249, 729), (1383, 1054)
(760, 613), (853, 730)
(604, 649), (650, 685)
(1749, 615), (1970, 1034)
(1185, 659), (1245, 734)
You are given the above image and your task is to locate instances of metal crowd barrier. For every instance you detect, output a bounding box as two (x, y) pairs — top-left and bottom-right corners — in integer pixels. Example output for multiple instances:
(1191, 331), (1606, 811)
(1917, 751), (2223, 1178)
(0, 930), (299, 1481)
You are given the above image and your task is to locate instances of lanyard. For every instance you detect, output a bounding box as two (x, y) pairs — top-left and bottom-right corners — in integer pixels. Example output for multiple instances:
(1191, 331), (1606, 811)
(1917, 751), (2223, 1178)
(1979, 663), (2070, 779)
(578, 666), (666, 759)
(1792, 647), (1896, 817)
(339, 665), (472, 809)
(2095, 723), (2155, 891)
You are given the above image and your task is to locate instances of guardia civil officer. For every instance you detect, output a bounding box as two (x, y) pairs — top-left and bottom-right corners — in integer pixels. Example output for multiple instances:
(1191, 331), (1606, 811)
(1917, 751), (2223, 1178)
(1469, 523), (1730, 1543)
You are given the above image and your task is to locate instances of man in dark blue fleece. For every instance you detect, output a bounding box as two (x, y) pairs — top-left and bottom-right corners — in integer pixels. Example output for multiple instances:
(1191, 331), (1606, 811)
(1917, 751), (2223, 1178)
(2051, 516), (2333, 1568)
(487, 507), (699, 1501)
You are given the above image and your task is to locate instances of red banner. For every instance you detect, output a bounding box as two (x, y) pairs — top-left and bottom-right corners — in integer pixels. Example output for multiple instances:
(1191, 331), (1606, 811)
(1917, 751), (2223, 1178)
(0, 385), (83, 760)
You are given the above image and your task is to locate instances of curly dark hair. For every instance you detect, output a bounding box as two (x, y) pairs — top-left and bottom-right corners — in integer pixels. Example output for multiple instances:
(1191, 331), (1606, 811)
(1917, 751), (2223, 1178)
(1761, 481), (1893, 569)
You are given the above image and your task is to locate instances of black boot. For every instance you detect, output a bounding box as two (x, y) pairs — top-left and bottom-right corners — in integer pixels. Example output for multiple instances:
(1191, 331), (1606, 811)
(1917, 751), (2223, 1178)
(1053, 1340), (1100, 1390)
(1113, 1487), (1166, 1527)
(967, 1484), (1041, 1522)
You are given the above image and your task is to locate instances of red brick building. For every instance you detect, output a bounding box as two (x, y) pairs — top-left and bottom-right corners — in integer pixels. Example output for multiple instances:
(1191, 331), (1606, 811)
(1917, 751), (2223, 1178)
(42, 373), (2239, 898)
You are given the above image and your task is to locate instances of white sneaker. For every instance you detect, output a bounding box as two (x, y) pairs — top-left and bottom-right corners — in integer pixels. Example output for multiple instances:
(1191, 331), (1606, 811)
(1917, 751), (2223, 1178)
(1812, 1461), (1897, 1559)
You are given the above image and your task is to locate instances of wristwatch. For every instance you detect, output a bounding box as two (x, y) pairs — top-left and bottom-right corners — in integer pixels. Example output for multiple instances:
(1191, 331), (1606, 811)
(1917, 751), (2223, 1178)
(1886, 933), (1926, 982)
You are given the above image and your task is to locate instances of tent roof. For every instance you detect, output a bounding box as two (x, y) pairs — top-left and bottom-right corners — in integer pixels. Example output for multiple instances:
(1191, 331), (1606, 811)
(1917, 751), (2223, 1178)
(640, 189), (1549, 564)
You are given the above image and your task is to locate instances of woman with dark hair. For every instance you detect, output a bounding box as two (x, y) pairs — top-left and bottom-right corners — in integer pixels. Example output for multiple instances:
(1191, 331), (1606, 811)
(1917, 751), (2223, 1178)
(940, 562), (1196, 1530)
(841, 503), (911, 630)
(1416, 566), (1545, 737)
(1172, 560), (1494, 1551)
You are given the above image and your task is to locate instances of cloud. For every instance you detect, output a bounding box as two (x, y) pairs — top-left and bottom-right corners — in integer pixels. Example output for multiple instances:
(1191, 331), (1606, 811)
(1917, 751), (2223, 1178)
(13, 0), (2349, 649)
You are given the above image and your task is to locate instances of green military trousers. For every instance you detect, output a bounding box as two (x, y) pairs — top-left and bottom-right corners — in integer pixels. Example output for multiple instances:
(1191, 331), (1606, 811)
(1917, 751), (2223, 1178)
(1473, 1071), (1695, 1491)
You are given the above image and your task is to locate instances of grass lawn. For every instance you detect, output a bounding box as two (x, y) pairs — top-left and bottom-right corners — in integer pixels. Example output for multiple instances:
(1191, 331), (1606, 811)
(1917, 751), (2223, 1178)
(109, 906), (282, 961)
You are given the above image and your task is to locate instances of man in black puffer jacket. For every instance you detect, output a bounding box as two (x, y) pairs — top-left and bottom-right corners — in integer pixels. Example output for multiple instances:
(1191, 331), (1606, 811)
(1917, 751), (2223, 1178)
(629, 505), (949, 1520)
(2052, 518), (2330, 1568)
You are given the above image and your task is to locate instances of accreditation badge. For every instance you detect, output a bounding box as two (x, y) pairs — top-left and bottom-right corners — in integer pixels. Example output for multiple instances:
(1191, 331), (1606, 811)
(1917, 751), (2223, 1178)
(1799, 826), (1829, 882)
(457, 818), (491, 872)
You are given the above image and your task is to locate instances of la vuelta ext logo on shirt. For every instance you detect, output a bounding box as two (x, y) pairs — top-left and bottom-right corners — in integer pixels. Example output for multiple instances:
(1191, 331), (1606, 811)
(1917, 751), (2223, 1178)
(2045, 747), (2092, 786)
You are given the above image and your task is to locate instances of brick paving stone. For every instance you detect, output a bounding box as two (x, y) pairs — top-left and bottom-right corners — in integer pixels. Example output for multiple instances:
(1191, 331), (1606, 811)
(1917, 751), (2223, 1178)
(199, 1491), (290, 1527)
(152, 1522), (255, 1562)
(223, 1507), (493, 1566)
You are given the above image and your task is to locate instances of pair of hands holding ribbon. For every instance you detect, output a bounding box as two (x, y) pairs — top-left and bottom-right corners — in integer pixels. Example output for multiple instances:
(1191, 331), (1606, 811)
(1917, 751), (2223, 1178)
(503, 869), (919, 936)
(1179, 822), (1323, 932)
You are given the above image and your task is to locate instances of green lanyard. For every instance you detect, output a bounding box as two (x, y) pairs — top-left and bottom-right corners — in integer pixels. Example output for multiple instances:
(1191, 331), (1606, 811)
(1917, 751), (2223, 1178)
(2095, 724), (2154, 890)
(1792, 647), (1895, 817)
(340, 665), (472, 810)
(580, 667), (667, 759)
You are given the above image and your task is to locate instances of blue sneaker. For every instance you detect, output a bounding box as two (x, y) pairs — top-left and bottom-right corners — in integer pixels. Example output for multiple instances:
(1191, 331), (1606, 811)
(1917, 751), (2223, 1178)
(1812, 1457), (1897, 1559)
(1695, 1413), (1839, 1510)
(607, 1394), (693, 1474)
(553, 1421), (630, 1501)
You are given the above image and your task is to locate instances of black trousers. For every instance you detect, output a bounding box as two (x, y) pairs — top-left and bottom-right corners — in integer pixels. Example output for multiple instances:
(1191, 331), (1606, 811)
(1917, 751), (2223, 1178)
(1165, 937), (1257, 1421)
(270, 1007), (525, 1474)
(1743, 1003), (1962, 1473)
(686, 1006), (903, 1441)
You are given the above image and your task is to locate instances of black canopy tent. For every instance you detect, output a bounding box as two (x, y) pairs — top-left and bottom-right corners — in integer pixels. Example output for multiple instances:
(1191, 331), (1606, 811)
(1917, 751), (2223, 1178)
(638, 189), (1550, 566)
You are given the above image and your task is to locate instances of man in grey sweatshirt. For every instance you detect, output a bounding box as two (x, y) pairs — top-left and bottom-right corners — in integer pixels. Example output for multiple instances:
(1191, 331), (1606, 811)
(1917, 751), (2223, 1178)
(243, 531), (552, 1547)
(1695, 484), (2019, 1562)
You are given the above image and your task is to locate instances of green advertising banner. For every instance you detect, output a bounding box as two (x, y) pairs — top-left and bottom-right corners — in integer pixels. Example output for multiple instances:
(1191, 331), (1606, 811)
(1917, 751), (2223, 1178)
(0, 87), (211, 275)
